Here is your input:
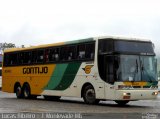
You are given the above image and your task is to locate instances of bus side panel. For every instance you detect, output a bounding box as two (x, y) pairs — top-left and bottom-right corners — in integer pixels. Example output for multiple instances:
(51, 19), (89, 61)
(41, 62), (106, 99)
(2, 77), (16, 93)
(42, 63), (82, 96)
(2, 64), (56, 95)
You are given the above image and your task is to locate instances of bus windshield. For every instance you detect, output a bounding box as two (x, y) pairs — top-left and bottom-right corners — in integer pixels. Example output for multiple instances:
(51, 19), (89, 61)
(116, 55), (157, 82)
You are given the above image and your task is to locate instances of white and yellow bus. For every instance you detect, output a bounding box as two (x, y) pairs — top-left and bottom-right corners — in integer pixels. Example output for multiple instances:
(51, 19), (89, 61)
(2, 36), (158, 105)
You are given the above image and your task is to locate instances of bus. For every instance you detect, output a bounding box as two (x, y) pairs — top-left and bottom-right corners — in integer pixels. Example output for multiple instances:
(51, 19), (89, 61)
(2, 36), (158, 105)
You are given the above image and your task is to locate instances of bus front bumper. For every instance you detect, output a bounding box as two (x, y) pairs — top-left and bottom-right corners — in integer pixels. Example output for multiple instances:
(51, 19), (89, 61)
(115, 89), (159, 100)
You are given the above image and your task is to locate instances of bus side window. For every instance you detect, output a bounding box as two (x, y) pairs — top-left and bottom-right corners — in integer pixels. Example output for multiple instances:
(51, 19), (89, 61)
(54, 48), (59, 61)
(78, 44), (85, 59)
(68, 46), (76, 60)
(27, 52), (31, 64)
(48, 48), (59, 62)
(45, 49), (49, 62)
(4, 54), (9, 66)
(60, 47), (68, 61)
(86, 43), (95, 59)
(48, 48), (54, 62)
(9, 53), (18, 65)
(60, 46), (76, 62)
(31, 50), (37, 63)
(19, 52), (23, 64)
(37, 50), (44, 63)
(22, 52), (32, 64)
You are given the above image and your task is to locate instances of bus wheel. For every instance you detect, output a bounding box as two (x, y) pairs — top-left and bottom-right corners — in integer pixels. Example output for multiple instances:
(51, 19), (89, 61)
(30, 95), (37, 99)
(15, 85), (23, 99)
(115, 100), (129, 106)
(83, 85), (100, 104)
(43, 96), (61, 101)
(23, 84), (31, 99)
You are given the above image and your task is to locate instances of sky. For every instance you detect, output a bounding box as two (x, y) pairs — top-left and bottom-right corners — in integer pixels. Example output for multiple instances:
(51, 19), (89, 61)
(0, 0), (160, 54)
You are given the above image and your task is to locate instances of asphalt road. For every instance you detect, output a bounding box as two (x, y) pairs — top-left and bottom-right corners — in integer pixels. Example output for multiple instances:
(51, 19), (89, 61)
(0, 91), (160, 119)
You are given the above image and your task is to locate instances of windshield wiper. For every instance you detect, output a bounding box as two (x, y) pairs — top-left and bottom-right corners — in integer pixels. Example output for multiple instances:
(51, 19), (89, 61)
(132, 59), (138, 82)
(136, 59), (138, 73)
(141, 64), (153, 82)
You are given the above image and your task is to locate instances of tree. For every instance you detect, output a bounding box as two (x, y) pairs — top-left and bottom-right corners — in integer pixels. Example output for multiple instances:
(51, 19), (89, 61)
(0, 42), (16, 53)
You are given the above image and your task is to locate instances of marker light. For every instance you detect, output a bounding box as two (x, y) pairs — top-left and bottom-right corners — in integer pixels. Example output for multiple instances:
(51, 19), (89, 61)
(123, 92), (131, 96)
(123, 92), (131, 99)
(123, 93), (127, 96)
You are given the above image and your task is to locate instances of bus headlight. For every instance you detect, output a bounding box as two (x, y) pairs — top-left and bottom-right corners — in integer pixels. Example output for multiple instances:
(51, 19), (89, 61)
(152, 92), (158, 96)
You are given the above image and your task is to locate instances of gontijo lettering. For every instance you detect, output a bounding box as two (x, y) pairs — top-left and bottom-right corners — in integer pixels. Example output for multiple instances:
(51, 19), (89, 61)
(23, 67), (48, 74)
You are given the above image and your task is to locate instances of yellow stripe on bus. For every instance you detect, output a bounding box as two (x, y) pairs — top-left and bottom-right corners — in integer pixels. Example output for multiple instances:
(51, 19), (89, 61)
(123, 82), (147, 86)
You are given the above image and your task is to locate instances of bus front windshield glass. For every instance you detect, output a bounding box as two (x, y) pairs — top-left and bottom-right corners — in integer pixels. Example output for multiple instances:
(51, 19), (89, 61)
(116, 55), (157, 82)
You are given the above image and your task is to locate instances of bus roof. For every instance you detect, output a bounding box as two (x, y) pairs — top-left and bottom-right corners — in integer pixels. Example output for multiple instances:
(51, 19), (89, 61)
(97, 36), (151, 42)
(4, 38), (94, 53)
(4, 36), (151, 53)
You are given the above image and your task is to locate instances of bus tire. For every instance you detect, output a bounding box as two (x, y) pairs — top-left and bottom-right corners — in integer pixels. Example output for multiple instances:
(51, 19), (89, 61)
(23, 83), (31, 99)
(115, 100), (129, 106)
(30, 95), (37, 99)
(15, 84), (23, 99)
(83, 85), (100, 104)
(43, 95), (61, 101)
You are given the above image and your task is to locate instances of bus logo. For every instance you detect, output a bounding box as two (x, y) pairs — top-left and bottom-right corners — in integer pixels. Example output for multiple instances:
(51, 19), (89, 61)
(23, 66), (48, 74)
(82, 65), (93, 74)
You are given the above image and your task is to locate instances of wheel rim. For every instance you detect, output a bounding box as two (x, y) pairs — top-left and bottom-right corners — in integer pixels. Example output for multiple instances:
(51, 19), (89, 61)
(85, 89), (95, 102)
(24, 87), (29, 98)
(16, 87), (21, 97)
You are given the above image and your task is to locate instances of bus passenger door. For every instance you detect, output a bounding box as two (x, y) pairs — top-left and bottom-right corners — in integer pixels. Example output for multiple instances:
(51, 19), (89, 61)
(104, 55), (115, 99)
